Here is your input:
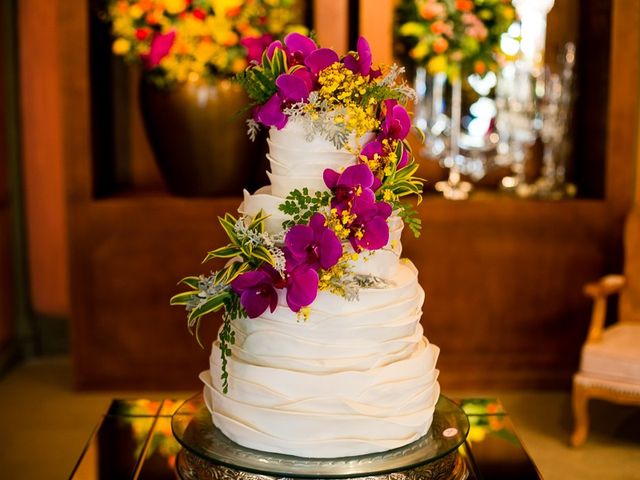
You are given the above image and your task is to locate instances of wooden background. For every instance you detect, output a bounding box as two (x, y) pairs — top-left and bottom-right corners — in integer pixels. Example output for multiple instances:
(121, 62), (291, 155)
(13, 0), (640, 390)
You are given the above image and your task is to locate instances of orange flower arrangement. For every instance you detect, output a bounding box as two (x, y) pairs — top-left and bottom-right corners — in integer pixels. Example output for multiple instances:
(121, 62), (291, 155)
(396, 0), (516, 79)
(107, 0), (306, 87)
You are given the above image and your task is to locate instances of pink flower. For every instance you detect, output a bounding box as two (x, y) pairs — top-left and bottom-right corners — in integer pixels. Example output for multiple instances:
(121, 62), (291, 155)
(144, 30), (176, 68)
(241, 34), (274, 64)
(231, 267), (282, 318)
(284, 213), (342, 271)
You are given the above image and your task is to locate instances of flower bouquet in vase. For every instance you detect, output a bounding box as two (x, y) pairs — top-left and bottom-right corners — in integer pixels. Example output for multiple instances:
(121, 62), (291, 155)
(106, 0), (306, 196)
(396, 0), (515, 199)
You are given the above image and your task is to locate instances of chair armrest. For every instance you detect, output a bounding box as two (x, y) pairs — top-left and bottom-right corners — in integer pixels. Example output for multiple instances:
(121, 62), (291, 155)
(583, 275), (625, 343)
(583, 274), (626, 299)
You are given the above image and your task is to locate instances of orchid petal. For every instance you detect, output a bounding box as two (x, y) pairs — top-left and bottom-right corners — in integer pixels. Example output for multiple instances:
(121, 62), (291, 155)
(305, 48), (339, 74)
(356, 36), (372, 75)
(317, 229), (342, 270)
(359, 216), (389, 250)
(266, 40), (283, 59)
(256, 94), (287, 129)
(240, 289), (270, 318)
(276, 74), (310, 103)
(146, 30), (176, 67)
(343, 54), (359, 73)
(323, 168), (340, 189)
(339, 164), (374, 190)
(309, 212), (326, 232)
(360, 140), (385, 159)
(284, 32), (317, 57)
(284, 224), (315, 257)
(286, 267), (319, 312)
(292, 68), (315, 93)
(231, 270), (270, 292)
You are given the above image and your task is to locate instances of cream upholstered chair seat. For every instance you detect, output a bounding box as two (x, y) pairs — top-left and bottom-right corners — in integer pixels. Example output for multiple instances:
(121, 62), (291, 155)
(580, 323), (640, 383)
(571, 208), (640, 447)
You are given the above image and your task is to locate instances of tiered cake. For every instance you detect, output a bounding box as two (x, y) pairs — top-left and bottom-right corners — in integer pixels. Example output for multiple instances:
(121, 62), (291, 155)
(173, 33), (440, 459)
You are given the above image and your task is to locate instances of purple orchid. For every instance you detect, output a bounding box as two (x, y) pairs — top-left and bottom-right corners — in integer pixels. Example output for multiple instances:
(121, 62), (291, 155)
(381, 100), (411, 141)
(285, 213), (342, 271)
(349, 197), (393, 252)
(241, 34), (274, 64)
(323, 164), (376, 212)
(254, 72), (313, 129)
(343, 36), (373, 76)
(284, 32), (317, 64)
(305, 48), (340, 74)
(360, 138), (409, 181)
(231, 266), (282, 318)
(144, 30), (176, 68)
(285, 265), (319, 313)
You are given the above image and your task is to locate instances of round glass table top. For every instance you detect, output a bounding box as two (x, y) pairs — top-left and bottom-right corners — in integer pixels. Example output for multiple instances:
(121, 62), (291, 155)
(171, 393), (469, 478)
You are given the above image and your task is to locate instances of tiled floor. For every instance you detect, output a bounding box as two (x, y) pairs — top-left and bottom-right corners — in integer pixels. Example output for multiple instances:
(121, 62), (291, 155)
(1, 356), (639, 479)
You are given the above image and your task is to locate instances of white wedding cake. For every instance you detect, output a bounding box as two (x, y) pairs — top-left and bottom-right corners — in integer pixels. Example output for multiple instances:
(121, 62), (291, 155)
(199, 121), (440, 458)
(172, 33), (441, 460)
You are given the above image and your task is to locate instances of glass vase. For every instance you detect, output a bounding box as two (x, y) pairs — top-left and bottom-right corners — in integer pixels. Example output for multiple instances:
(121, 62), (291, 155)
(435, 78), (472, 200)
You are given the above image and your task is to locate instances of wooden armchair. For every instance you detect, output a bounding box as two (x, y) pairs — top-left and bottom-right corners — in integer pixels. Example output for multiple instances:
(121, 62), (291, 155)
(571, 208), (640, 446)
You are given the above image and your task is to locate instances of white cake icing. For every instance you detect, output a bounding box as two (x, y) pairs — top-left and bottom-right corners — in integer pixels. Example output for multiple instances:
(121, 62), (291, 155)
(201, 121), (440, 458)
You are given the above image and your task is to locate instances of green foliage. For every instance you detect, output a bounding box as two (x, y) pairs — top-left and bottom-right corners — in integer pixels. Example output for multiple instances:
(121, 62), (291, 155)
(279, 188), (332, 228)
(203, 210), (274, 272)
(219, 294), (245, 394)
(170, 210), (274, 391)
(396, 201), (422, 238)
(235, 48), (291, 105)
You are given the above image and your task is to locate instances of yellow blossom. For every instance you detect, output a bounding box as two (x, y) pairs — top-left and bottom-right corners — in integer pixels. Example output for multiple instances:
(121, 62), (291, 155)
(129, 4), (144, 19)
(427, 55), (448, 75)
(164, 0), (187, 15)
(112, 37), (131, 55)
(297, 306), (311, 321)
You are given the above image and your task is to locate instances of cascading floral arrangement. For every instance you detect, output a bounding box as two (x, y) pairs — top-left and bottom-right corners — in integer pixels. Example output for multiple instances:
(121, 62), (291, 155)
(106, 0), (306, 87)
(395, 0), (516, 79)
(171, 33), (424, 391)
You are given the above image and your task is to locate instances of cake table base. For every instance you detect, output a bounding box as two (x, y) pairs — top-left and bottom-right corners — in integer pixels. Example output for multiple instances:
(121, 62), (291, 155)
(176, 448), (469, 480)
(171, 394), (470, 480)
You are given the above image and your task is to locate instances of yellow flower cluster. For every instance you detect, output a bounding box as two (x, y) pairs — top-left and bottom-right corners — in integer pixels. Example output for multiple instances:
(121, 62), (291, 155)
(317, 252), (359, 297)
(324, 207), (357, 241)
(316, 63), (380, 137)
(359, 138), (399, 180)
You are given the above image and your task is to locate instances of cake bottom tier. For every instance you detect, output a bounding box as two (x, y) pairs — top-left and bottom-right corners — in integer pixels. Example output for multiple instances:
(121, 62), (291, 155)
(200, 337), (440, 458)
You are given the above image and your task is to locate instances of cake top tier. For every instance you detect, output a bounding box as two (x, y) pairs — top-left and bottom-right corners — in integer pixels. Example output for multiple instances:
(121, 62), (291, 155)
(172, 34), (425, 391)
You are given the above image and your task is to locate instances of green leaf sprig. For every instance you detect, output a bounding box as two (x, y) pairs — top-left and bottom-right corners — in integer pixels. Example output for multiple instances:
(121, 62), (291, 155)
(278, 188), (332, 229)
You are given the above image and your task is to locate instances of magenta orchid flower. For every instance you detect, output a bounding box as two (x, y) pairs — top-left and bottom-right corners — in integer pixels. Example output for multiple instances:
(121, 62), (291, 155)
(231, 267), (282, 318)
(323, 164), (376, 212)
(381, 100), (411, 141)
(360, 138), (409, 181)
(285, 266), (319, 313)
(265, 33), (318, 66)
(285, 213), (342, 271)
(343, 36), (373, 76)
(241, 34), (274, 64)
(254, 72), (313, 129)
(144, 30), (176, 68)
(305, 48), (340, 74)
(349, 198), (393, 252)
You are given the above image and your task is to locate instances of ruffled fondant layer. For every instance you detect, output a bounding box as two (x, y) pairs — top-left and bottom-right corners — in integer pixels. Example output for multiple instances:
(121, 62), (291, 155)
(201, 261), (440, 458)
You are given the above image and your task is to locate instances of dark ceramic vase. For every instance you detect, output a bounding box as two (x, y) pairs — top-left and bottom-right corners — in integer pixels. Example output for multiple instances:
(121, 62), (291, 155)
(139, 78), (256, 197)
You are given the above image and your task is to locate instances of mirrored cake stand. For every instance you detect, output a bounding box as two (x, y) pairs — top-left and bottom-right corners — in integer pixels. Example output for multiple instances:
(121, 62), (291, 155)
(172, 394), (470, 480)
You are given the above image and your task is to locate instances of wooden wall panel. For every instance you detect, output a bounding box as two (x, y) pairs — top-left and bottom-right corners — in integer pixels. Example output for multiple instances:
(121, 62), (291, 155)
(18, 0), (70, 317)
(605, 0), (640, 215)
(314, 0), (349, 52)
(0, 4), (14, 352)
